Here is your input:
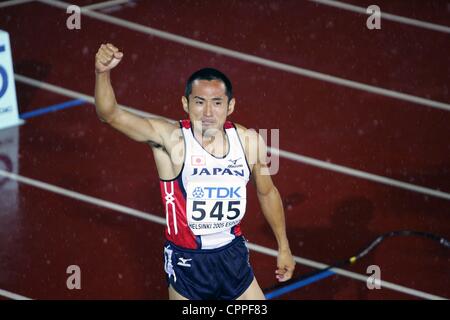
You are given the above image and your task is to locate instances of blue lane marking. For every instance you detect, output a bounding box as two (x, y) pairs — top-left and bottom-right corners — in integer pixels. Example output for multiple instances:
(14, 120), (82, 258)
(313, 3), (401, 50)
(20, 99), (87, 119)
(265, 270), (335, 300)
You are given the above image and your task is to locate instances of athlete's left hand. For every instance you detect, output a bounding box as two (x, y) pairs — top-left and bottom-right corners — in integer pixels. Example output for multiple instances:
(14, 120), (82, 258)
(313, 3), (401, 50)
(276, 248), (295, 282)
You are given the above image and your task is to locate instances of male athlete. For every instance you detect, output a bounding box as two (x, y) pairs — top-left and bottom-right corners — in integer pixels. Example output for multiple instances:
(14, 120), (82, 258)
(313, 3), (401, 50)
(94, 43), (295, 300)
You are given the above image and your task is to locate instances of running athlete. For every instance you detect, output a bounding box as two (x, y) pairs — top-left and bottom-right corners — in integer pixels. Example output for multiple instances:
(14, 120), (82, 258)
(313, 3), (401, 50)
(94, 43), (296, 300)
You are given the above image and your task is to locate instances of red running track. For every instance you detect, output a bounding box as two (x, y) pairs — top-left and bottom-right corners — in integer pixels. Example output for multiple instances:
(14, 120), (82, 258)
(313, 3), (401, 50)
(0, 0), (449, 299)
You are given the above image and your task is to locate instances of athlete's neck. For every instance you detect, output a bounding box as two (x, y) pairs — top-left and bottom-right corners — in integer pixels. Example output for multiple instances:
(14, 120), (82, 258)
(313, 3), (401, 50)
(193, 127), (229, 156)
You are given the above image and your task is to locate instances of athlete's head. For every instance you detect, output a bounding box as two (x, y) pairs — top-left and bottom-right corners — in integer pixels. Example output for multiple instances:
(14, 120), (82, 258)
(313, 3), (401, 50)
(182, 68), (235, 136)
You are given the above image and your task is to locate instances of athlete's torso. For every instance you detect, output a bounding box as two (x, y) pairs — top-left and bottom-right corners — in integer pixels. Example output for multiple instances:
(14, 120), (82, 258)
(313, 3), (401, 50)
(159, 120), (251, 250)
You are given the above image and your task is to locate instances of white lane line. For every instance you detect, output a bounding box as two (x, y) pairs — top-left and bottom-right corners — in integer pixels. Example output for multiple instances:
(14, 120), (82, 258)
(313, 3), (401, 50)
(0, 169), (445, 300)
(273, 149), (450, 201)
(0, 0), (34, 8)
(0, 288), (32, 300)
(249, 243), (446, 300)
(15, 73), (450, 201)
(82, 0), (130, 11)
(14, 74), (174, 123)
(309, 0), (450, 34)
(36, 0), (450, 112)
(0, 169), (165, 225)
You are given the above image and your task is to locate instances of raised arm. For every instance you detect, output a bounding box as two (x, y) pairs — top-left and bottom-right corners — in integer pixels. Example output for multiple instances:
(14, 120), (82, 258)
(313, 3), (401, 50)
(94, 43), (174, 144)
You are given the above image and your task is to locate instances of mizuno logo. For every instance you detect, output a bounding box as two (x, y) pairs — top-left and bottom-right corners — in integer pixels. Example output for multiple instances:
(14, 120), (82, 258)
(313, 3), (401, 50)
(228, 158), (241, 165)
(177, 257), (192, 267)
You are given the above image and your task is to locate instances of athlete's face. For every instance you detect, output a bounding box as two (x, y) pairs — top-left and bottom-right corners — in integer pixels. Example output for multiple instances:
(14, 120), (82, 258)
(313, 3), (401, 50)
(182, 79), (235, 137)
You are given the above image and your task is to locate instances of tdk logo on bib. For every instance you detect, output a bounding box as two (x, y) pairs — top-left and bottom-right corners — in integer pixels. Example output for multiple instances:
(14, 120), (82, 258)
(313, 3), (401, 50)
(192, 186), (242, 199)
(192, 187), (204, 198)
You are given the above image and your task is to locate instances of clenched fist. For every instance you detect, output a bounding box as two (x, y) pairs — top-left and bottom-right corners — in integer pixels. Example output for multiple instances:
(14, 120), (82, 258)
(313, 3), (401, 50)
(95, 43), (123, 74)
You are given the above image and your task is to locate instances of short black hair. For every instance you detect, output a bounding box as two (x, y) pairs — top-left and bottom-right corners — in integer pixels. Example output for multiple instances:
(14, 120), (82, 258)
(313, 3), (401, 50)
(185, 68), (233, 102)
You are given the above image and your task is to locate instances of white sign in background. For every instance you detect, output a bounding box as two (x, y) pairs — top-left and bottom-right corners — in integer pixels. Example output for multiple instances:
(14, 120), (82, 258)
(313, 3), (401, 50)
(0, 125), (20, 284)
(0, 125), (19, 215)
(0, 30), (23, 130)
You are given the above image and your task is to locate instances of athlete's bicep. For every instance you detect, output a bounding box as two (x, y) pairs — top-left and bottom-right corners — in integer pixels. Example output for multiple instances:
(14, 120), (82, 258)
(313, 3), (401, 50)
(107, 108), (172, 145)
(249, 132), (275, 196)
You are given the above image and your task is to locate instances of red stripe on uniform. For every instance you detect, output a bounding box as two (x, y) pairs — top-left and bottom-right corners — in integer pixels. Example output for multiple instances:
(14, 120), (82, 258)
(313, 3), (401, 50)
(181, 119), (233, 129)
(181, 119), (191, 129)
(223, 121), (234, 129)
(233, 224), (242, 237)
(160, 180), (198, 249)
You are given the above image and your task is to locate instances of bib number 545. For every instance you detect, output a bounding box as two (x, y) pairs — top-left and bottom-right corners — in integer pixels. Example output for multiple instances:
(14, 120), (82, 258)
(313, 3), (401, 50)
(191, 201), (241, 221)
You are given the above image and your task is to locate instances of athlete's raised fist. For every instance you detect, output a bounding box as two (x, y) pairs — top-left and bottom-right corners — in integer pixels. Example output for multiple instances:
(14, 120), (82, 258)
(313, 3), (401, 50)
(95, 43), (123, 74)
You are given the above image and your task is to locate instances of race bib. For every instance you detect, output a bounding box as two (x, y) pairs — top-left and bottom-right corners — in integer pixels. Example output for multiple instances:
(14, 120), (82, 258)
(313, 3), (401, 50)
(186, 180), (247, 235)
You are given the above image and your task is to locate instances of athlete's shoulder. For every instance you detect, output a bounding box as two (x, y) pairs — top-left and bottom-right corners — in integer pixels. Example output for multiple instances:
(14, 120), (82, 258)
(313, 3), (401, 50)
(149, 117), (179, 132)
(146, 118), (181, 149)
(233, 122), (259, 144)
(233, 122), (247, 131)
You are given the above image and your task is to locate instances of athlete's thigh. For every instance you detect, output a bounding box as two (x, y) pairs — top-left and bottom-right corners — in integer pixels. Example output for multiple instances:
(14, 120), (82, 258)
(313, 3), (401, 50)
(236, 277), (266, 300)
(168, 284), (189, 300)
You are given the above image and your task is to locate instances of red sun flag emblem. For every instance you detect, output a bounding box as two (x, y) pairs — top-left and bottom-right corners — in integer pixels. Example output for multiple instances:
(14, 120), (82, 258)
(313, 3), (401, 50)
(191, 155), (206, 166)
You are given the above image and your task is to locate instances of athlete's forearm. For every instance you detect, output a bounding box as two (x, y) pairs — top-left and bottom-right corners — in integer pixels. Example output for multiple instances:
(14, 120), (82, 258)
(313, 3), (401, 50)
(257, 186), (291, 251)
(95, 71), (119, 122)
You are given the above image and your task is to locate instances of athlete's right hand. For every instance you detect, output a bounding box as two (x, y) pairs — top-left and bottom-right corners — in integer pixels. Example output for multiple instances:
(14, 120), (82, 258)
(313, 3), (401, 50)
(95, 43), (123, 74)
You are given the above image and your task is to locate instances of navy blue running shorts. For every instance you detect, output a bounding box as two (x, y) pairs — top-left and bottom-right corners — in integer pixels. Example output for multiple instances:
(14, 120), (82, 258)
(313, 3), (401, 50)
(163, 236), (254, 300)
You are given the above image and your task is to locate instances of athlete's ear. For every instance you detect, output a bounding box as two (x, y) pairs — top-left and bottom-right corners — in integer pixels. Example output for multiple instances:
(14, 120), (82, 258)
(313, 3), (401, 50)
(227, 98), (235, 116)
(182, 96), (189, 113)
